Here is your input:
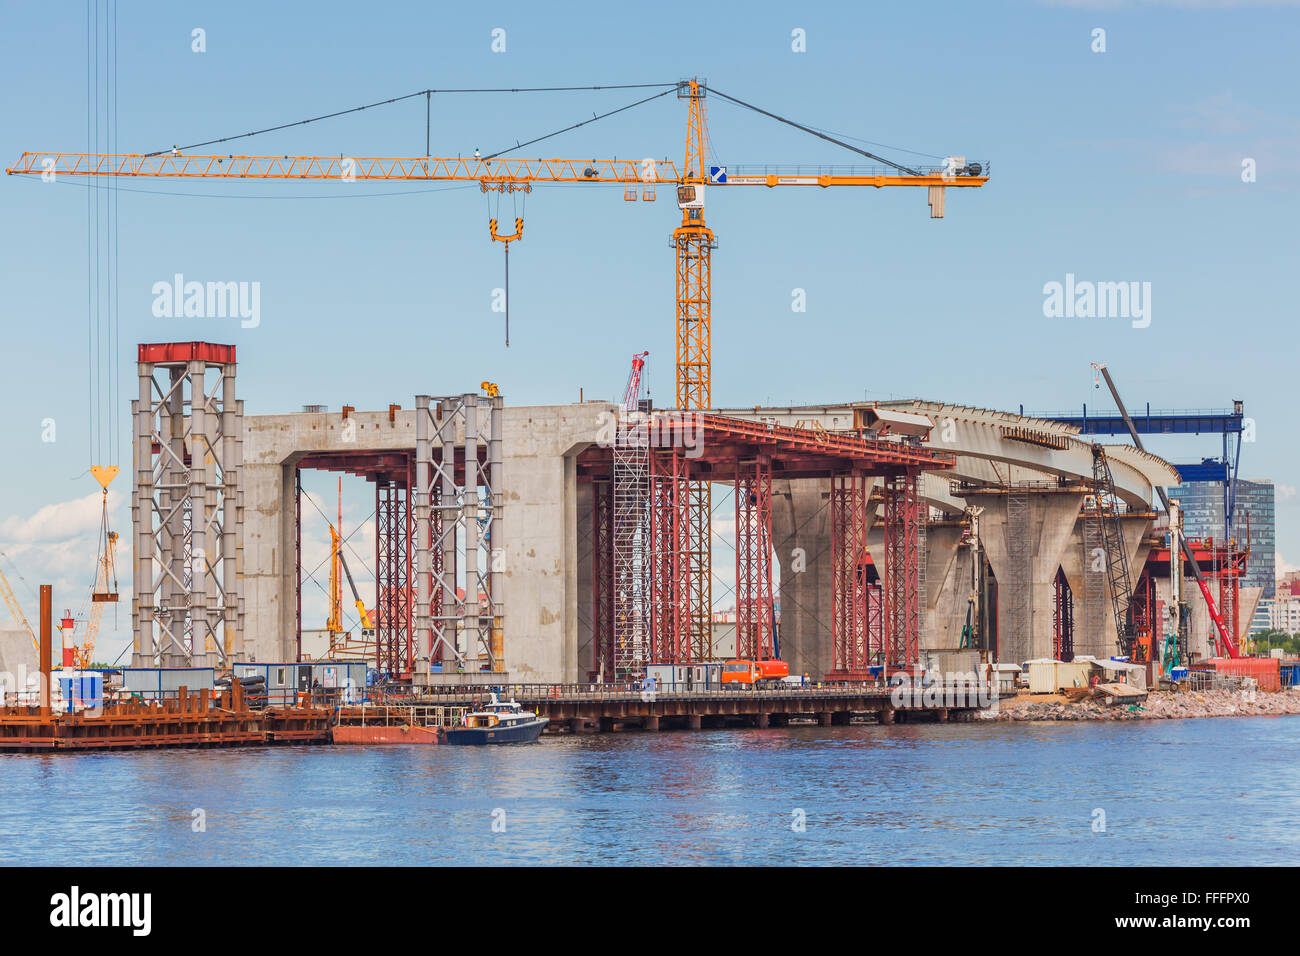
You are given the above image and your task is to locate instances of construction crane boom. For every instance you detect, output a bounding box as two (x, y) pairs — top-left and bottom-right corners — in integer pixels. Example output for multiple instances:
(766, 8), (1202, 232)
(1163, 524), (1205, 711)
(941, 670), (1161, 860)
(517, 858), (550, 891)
(622, 351), (649, 410)
(6, 151), (986, 190)
(1091, 363), (1239, 658)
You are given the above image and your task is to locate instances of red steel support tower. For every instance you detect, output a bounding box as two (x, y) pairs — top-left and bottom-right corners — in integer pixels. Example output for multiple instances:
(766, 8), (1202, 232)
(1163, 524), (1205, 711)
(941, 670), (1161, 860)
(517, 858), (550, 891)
(649, 448), (691, 664)
(376, 474), (414, 676)
(829, 473), (872, 678)
(883, 470), (922, 673)
(735, 455), (775, 660)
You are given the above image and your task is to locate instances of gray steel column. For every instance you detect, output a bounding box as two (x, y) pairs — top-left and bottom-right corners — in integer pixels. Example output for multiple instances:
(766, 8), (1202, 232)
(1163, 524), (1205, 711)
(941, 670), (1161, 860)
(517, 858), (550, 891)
(489, 395), (504, 670)
(463, 394), (482, 664)
(133, 363), (155, 666)
(235, 398), (245, 654)
(220, 364), (239, 665)
(188, 359), (209, 666)
(439, 401), (458, 663)
(165, 367), (186, 666)
(414, 395), (431, 672)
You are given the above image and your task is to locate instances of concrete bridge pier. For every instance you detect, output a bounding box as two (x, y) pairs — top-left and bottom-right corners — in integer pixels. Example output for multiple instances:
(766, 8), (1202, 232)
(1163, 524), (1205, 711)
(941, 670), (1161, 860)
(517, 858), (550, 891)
(920, 522), (969, 650)
(1061, 513), (1155, 659)
(960, 490), (1082, 664)
(772, 477), (841, 679)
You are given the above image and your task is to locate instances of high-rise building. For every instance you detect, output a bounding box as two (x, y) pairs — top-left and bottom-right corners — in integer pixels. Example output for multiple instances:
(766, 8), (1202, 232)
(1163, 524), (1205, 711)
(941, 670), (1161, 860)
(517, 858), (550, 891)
(1168, 477), (1276, 633)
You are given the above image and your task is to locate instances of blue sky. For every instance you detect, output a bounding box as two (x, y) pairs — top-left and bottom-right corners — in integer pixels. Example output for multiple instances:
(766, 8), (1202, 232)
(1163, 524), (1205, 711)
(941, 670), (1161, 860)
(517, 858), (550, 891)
(2, 0), (1298, 662)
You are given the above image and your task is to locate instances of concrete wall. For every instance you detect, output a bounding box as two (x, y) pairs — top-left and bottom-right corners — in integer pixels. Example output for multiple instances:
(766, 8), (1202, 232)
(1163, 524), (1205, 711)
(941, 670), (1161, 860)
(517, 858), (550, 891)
(239, 402), (612, 682)
(0, 626), (35, 678)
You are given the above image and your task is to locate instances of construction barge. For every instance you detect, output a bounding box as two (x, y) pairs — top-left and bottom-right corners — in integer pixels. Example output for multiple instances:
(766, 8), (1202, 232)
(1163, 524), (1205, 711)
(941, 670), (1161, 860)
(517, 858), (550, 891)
(0, 681), (332, 753)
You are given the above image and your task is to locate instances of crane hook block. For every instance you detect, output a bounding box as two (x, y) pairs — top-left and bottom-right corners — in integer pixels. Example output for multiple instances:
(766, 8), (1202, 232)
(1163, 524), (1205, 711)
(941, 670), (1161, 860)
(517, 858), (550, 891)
(90, 465), (119, 491)
(489, 217), (524, 244)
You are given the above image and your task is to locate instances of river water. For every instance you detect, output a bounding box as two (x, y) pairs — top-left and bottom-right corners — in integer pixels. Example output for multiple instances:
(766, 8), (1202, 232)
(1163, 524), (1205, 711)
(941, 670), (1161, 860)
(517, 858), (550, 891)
(3, 716), (1296, 866)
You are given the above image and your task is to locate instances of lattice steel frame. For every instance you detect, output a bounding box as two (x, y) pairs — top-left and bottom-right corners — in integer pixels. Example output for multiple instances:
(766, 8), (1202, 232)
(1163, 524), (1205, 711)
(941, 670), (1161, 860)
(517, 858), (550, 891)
(883, 470), (922, 673)
(1053, 568), (1075, 662)
(612, 415), (651, 679)
(649, 447), (690, 667)
(375, 476), (414, 675)
(415, 393), (503, 673)
(830, 473), (872, 678)
(133, 343), (241, 667)
(591, 479), (615, 680)
(735, 455), (774, 660)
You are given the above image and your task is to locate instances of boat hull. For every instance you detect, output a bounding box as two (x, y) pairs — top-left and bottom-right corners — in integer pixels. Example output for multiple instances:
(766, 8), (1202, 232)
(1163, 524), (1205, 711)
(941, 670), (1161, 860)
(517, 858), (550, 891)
(445, 717), (549, 745)
(332, 724), (444, 745)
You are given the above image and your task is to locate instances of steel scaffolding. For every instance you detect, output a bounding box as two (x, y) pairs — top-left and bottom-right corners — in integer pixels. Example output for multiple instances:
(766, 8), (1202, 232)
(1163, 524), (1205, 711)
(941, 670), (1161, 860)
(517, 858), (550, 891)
(376, 476), (413, 675)
(414, 393), (503, 674)
(830, 473), (872, 678)
(132, 343), (242, 667)
(649, 446), (690, 668)
(612, 413), (651, 679)
(735, 456), (775, 661)
(883, 470), (922, 673)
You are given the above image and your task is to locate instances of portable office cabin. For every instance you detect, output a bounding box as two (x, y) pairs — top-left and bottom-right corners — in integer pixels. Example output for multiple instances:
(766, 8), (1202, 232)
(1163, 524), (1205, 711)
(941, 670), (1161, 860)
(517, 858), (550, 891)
(646, 662), (721, 690)
(120, 667), (216, 699)
(233, 661), (366, 704)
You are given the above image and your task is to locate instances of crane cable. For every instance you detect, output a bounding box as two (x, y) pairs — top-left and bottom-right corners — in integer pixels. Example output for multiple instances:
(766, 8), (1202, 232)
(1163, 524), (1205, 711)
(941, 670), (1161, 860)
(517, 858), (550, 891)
(703, 85), (924, 176)
(144, 83), (677, 158)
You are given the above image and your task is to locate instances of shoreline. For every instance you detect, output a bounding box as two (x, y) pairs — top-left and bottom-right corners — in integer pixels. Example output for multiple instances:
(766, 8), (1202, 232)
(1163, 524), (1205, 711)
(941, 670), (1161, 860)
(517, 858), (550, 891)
(985, 689), (1300, 722)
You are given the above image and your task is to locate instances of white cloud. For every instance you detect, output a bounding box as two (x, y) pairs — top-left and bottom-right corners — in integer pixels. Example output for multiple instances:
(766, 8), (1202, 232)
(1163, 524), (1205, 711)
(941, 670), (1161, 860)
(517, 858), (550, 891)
(1276, 483), (1296, 501)
(0, 490), (120, 544)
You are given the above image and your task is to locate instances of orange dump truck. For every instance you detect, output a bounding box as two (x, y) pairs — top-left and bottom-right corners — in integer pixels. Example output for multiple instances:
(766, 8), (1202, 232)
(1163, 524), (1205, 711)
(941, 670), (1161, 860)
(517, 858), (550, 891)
(721, 658), (790, 686)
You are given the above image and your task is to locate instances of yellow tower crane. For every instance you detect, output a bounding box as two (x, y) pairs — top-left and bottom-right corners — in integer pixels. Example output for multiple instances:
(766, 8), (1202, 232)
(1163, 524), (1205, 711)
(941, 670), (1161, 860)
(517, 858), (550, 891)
(8, 79), (988, 663)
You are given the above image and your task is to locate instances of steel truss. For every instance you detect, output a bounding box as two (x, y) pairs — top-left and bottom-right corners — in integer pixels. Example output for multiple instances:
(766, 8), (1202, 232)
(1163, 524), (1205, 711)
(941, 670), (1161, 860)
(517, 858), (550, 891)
(1053, 568), (1075, 662)
(1089, 446), (1135, 656)
(133, 343), (242, 667)
(735, 456), (775, 661)
(829, 474), (872, 678)
(376, 476), (413, 675)
(883, 470), (922, 673)
(415, 393), (503, 675)
(613, 414), (651, 680)
(649, 447), (691, 667)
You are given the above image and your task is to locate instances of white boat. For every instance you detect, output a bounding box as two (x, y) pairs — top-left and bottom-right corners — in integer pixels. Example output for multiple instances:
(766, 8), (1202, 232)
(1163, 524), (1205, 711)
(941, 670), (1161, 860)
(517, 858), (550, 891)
(445, 694), (549, 745)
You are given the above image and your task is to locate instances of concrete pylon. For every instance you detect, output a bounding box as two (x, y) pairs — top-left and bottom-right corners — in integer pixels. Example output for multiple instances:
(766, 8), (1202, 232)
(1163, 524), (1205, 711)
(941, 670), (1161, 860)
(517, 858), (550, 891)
(772, 477), (832, 680)
(772, 476), (879, 679)
(1062, 512), (1155, 659)
(960, 490), (1083, 665)
(920, 523), (968, 650)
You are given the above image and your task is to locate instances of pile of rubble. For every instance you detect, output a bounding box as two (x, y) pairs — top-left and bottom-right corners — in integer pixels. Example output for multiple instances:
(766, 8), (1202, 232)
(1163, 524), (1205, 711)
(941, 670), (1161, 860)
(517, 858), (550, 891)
(985, 689), (1300, 722)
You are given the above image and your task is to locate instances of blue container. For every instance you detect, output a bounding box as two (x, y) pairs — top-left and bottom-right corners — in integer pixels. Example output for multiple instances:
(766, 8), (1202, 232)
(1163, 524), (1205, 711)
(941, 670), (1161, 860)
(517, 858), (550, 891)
(1280, 663), (1300, 689)
(1170, 667), (1188, 681)
(58, 671), (104, 710)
